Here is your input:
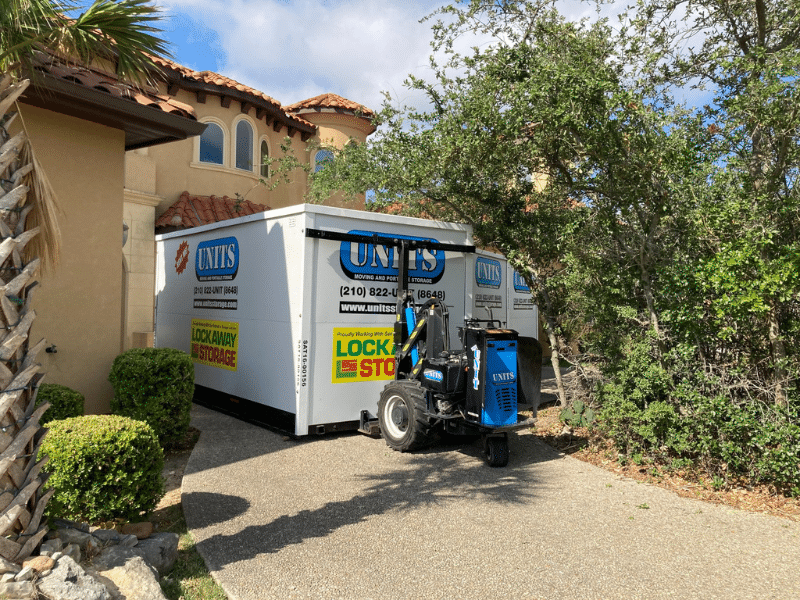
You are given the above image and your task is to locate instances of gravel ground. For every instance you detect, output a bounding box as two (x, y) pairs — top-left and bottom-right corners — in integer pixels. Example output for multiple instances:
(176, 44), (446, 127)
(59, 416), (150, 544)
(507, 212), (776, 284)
(183, 403), (800, 600)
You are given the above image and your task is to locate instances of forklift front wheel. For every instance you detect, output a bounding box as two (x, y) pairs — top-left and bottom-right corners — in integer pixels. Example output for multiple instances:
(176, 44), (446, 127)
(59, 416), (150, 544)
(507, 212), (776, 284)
(378, 382), (434, 452)
(484, 434), (509, 467)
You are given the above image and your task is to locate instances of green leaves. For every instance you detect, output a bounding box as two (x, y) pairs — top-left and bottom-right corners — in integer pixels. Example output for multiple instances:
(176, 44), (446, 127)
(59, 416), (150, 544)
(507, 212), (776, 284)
(309, 0), (800, 492)
(40, 415), (164, 522)
(1, 0), (171, 84)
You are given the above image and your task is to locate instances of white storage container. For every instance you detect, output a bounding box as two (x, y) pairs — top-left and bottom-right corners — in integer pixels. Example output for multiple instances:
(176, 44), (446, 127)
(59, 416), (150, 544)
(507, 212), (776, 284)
(157, 204), (514, 435)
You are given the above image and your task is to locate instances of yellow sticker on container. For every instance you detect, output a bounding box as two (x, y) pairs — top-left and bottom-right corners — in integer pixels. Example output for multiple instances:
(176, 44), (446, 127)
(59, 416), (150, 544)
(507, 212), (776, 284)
(332, 327), (394, 383)
(191, 319), (239, 371)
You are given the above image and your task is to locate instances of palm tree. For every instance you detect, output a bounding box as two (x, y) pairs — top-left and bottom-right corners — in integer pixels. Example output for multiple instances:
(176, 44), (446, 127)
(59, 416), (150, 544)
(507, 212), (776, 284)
(0, 0), (171, 562)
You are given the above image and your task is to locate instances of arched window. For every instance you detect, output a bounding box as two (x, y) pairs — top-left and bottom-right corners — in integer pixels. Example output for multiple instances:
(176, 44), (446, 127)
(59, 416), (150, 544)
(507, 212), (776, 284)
(199, 122), (224, 165)
(235, 120), (254, 171)
(260, 140), (269, 178)
(314, 149), (334, 173)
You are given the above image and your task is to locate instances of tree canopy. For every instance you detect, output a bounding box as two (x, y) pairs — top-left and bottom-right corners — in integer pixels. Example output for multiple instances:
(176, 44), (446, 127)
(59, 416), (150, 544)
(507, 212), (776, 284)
(309, 0), (800, 495)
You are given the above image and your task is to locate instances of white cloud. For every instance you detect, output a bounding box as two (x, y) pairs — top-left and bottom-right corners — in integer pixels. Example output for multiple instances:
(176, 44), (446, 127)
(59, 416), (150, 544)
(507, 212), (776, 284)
(157, 0), (448, 112)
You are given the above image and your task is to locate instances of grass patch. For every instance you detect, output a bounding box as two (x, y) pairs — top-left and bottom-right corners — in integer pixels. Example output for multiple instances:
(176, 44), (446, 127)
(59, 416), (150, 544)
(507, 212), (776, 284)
(151, 430), (229, 600)
(155, 498), (228, 600)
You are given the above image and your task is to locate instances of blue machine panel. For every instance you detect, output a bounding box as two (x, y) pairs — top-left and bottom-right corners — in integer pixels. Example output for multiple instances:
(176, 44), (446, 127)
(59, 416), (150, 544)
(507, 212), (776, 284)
(482, 340), (518, 426)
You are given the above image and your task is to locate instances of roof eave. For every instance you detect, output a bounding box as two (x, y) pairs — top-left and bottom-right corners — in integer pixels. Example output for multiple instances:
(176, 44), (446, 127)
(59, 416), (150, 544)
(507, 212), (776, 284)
(21, 71), (207, 150)
(162, 71), (316, 139)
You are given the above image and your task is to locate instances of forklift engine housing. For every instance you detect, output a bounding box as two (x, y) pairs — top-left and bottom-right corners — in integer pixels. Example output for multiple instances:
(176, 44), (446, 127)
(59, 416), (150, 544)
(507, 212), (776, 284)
(463, 326), (519, 427)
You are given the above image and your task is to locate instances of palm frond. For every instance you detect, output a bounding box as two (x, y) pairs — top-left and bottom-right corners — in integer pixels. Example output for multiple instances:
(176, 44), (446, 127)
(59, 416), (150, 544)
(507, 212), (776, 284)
(1, 0), (172, 86)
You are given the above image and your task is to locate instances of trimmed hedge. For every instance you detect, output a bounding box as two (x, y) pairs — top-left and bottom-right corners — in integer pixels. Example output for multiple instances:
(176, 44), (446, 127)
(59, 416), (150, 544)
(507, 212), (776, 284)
(108, 348), (194, 449)
(40, 415), (164, 522)
(38, 383), (84, 426)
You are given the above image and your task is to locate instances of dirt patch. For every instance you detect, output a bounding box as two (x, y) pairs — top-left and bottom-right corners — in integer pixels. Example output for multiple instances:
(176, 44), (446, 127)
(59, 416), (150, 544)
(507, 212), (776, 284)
(152, 427), (200, 528)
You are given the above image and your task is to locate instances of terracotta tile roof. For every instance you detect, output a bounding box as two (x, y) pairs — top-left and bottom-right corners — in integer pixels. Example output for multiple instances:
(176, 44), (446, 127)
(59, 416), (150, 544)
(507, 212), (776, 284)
(156, 191), (269, 230)
(152, 56), (315, 130)
(153, 56), (282, 110)
(31, 53), (196, 120)
(285, 93), (375, 118)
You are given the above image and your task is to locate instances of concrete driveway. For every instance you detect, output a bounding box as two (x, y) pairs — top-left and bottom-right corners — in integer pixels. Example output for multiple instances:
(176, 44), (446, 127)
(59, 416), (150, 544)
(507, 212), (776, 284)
(182, 404), (800, 600)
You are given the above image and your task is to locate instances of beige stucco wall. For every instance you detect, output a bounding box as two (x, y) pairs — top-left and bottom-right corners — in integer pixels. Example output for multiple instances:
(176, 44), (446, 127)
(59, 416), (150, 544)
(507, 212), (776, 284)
(123, 190), (161, 351)
(304, 112), (372, 209)
(306, 112), (371, 149)
(139, 86), (311, 217)
(19, 105), (125, 415)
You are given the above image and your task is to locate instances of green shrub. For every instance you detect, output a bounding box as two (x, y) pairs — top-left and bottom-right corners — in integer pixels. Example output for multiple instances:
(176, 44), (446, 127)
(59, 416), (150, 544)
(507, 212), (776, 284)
(40, 415), (164, 522)
(559, 399), (596, 428)
(595, 336), (800, 496)
(37, 383), (84, 426)
(108, 348), (194, 449)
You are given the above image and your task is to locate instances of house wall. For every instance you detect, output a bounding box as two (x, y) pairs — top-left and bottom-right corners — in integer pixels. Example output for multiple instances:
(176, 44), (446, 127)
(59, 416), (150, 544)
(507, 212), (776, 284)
(309, 112), (371, 148)
(140, 87), (310, 217)
(305, 112), (372, 210)
(19, 105), (125, 414)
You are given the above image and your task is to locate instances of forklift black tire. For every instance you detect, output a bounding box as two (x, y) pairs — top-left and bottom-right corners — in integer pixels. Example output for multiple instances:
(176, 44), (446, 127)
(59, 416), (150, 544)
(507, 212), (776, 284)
(484, 434), (509, 467)
(378, 381), (435, 452)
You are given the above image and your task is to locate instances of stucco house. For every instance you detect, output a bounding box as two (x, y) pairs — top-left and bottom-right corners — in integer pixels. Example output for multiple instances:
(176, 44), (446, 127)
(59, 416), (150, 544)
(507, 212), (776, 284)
(17, 50), (375, 414)
(122, 58), (376, 362)
(16, 53), (205, 414)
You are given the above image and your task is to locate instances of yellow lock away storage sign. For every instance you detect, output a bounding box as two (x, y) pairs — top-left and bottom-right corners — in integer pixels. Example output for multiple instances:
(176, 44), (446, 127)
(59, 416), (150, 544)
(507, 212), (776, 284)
(331, 327), (394, 383)
(191, 319), (239, 371)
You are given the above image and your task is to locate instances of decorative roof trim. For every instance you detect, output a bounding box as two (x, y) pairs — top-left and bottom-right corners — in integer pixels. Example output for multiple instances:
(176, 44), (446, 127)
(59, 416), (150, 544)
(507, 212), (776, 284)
(153, 57), (316, 139)
(21, 66), (207, 150)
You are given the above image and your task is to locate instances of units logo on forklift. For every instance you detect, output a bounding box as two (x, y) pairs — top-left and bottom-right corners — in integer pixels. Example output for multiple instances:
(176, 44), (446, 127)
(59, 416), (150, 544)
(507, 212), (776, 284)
(196, 237), (239, 281)
(423, 369), (443, 382)
(339, 230), (445, 284)
(492, 371), (515, 383)
(475, 257), (502, 288)
(471, 345), (481, 390)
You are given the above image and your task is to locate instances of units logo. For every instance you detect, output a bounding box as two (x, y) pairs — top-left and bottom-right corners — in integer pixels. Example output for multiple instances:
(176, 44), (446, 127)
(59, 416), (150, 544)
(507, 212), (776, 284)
(339, 230), (445, 284)
(513, 271), (531, 293)
(196, 237), (239, 281)
(475, 257), (502, 288)
(175, 241), (190, 275)
(492, 371), (516, 383)
(424, 369), (444, 382)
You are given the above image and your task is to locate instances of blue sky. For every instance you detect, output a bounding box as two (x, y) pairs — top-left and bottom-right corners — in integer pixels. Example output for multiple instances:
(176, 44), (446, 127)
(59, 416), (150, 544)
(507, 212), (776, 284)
(154, 0), (452, 112)
(152, 1), (706, 115)
(153, 0), (615, 112)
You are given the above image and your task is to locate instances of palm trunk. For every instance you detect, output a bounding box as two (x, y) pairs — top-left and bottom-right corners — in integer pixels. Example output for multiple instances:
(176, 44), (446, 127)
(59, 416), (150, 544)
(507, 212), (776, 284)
(0, 74), (53, 563)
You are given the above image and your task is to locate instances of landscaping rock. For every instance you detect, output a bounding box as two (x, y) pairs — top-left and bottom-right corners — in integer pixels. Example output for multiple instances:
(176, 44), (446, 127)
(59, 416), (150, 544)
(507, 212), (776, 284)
(92, 529), (123, 545)
(0, 556), (20, 574)
(23, 555), (55, 575)
(0, 580), (35, 599)
(91, 545), (139, 571)
(27, 520), (177, 599)
(62, 543), (81, 563)
(90, 555), (167, 600)
(120, 522), (154, 540)
(39, 539), (63, 556)
(36, 556), (111, 600)
(52, 527), (101, 556)
(130, 533), (179, 575)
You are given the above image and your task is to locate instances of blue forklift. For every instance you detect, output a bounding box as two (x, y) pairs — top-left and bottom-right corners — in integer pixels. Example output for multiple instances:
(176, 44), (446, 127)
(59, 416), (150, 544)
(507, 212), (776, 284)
(307, 229), (539, 467)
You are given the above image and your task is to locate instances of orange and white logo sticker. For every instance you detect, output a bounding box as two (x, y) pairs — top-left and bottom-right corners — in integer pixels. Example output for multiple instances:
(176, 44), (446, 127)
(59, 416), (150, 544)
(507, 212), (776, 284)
(175, 241), (189, 275)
